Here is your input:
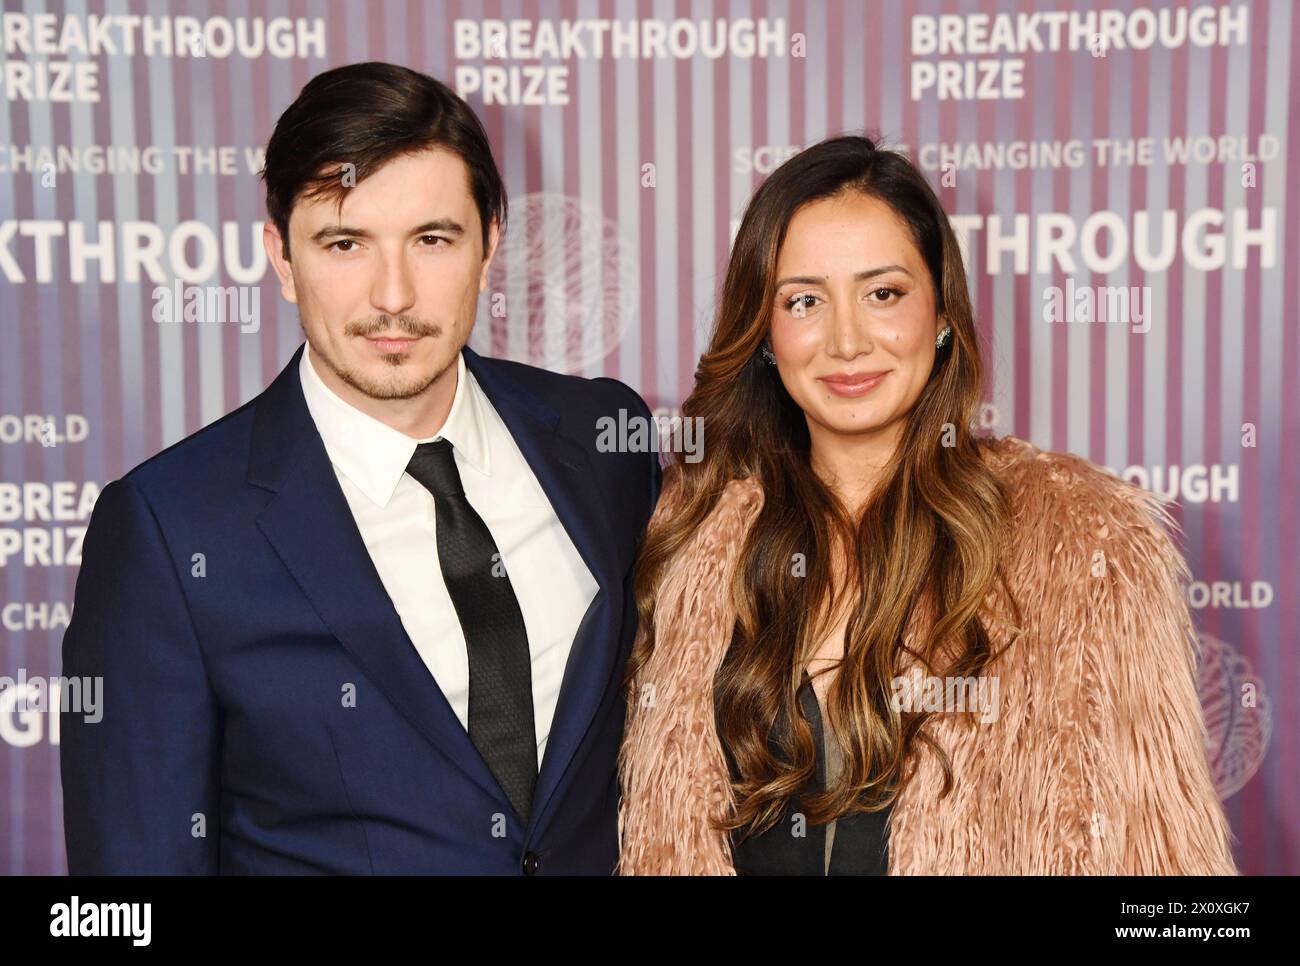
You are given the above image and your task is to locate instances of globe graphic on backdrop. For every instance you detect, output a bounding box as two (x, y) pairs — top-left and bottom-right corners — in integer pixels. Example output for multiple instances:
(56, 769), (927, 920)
(1197, 631), (1271, 799)
(478, 193), (639, 374)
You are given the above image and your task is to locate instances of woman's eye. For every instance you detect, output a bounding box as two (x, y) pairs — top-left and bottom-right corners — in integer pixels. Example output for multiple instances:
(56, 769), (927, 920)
(868, 287), (901, 303)
(784, 293), (819, 314)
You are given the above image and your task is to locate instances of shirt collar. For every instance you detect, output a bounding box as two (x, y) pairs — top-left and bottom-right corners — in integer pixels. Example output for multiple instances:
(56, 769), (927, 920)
(298, 342), (491, 508)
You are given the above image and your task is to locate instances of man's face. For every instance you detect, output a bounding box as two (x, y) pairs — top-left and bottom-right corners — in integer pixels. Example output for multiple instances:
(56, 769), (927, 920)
(265, 147), (498, 402)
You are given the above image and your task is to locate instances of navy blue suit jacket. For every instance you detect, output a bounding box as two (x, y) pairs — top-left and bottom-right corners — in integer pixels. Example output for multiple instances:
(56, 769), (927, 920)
(60, 344), (660, 874)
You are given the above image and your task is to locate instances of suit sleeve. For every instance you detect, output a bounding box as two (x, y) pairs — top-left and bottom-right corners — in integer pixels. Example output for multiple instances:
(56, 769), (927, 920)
(594, 376), (663, 531)
(642, 407), (662, 526)
(61, 478), (222, 874)
(1041, 467), (1239, 875)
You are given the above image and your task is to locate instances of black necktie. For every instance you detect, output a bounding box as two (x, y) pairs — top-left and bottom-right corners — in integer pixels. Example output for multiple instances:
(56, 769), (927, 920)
(405, 438), (537, 823)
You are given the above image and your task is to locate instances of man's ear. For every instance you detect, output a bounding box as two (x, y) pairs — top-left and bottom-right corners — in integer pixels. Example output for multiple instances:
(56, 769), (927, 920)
(263, 222), (298, 304)
(478, 218), (501, 293)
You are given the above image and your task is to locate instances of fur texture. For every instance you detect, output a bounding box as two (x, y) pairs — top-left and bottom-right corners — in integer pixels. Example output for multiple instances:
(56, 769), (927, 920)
(617, 435), (1238, 875)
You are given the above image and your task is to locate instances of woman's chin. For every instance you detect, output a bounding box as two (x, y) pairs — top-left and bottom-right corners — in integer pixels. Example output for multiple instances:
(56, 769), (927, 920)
(808, 405), (894, 438)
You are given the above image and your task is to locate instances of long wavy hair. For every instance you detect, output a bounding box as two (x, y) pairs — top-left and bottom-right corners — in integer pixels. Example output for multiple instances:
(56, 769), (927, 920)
(628, 134), (1020, 839)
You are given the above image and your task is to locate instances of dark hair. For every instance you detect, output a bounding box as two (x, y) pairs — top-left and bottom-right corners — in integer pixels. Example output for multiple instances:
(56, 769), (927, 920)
(627, 134), (1018, 838)
(260, 62), (507, 259)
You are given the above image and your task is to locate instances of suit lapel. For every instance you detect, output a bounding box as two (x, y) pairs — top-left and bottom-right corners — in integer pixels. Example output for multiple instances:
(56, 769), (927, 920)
(249, 344), (628, 834)
(462, 348), (625, 837)
(248, 345), (505, 804)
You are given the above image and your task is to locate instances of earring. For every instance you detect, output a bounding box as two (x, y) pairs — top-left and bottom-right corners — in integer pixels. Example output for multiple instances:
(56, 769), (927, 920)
(936, 326), (952, 349)
(759, 344), (777, 365)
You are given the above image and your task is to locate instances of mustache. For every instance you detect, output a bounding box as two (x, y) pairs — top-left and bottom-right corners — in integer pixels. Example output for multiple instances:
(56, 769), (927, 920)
(345, 316), (442, 339)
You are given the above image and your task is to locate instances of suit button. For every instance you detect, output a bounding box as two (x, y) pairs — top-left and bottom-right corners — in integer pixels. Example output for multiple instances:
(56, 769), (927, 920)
(522, 851), (539, 875)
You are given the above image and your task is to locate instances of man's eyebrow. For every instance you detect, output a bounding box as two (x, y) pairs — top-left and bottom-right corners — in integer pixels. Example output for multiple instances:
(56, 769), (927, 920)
(309, 219), (466, 244)
(411, 219), (465, 236)
(774, 265), (914, 287)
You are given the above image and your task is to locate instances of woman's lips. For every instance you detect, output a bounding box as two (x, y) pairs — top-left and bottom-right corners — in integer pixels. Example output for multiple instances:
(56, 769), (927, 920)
(818, 370), (890, 397)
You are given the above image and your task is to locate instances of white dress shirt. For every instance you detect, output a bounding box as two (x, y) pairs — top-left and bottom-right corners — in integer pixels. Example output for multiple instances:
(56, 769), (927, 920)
(298, 342), (599, 768)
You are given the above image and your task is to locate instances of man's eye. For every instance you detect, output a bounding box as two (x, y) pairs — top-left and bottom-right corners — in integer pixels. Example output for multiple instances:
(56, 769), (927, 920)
(420, 235), (448, 247)
(329, 239), (357, 253)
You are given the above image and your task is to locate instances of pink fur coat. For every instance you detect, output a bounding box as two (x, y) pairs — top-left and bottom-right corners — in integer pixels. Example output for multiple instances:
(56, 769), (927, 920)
(617, 435), (1238, 875)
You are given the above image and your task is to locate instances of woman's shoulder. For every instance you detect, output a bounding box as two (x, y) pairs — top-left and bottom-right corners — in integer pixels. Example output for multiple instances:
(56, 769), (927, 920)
(978, 433), (1120, 496)
(979, 434), (1176, 530)
(642, 469), (765, 598)
(652, 467), (765, 536)
(977, 434), (1191, 589)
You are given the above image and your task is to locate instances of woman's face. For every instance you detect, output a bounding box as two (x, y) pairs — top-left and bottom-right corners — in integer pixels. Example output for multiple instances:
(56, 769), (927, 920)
(768, 191), (942, 448)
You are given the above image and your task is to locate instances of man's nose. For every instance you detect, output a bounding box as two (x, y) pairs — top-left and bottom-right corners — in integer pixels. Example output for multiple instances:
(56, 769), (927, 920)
(370, 252), (417, 319)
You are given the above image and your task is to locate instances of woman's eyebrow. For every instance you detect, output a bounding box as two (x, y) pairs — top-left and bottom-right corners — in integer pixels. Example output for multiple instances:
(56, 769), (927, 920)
(775, 264), (913, 287)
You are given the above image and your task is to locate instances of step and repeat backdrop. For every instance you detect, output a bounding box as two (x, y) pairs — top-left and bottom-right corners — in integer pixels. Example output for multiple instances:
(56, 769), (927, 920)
(1, 0), (1295, 874)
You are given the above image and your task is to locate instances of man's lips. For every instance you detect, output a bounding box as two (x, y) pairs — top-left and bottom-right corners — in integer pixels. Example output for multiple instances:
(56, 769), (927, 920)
(363, 334), (424, 353)
(818, 371), (890, 397)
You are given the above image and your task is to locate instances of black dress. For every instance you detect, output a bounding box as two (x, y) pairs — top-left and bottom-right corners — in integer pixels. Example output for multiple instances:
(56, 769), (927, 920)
(725, 669), (891, 875)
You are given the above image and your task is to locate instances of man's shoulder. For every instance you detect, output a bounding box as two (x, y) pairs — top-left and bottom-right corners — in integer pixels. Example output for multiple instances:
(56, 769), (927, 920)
(116, 391), (263, 501)
(471, 352), (650, 420)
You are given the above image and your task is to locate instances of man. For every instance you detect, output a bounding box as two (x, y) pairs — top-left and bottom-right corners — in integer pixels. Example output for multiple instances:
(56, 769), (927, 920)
(60, 62), (660, 874)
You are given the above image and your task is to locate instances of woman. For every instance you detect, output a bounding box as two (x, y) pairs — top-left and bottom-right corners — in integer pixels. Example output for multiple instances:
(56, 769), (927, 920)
(616, 135), (1237, 875)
